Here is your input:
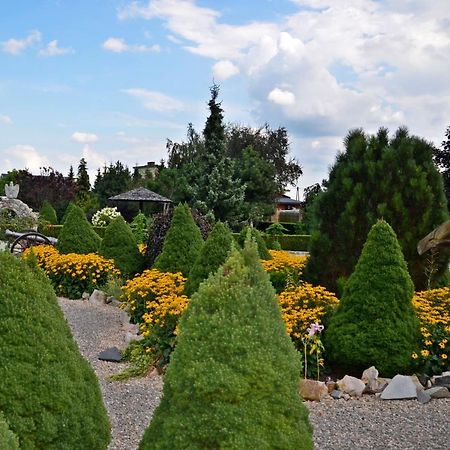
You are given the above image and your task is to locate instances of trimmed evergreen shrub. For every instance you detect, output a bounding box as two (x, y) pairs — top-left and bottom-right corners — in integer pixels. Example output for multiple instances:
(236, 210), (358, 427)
(139, 240), (313, 450)
(0, 412), (19, 450)
(325, 220), (420, 377)
(100, 216), (143, 276)
(39, 200), (58, 224)
(153, 203), (203, 277)
(61, 201), (77, 224)
(131, 212), (151, 244)
(238, 225), (271, 259)
(0, 252), (110, 449)
(57, 203), (101, 254)
(184, 221), (233, 296)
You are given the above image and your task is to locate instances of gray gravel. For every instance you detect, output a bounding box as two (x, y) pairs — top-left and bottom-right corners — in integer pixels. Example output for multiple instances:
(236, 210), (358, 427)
(58, 298), (450, 450)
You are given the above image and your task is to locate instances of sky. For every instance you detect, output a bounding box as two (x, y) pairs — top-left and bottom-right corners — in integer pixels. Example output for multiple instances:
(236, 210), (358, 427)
(1, 0), (450, 199)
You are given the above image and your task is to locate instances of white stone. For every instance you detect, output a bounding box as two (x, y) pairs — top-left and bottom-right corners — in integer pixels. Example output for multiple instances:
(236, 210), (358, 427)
(361, 366), (379, 384)
(380, 375), (417, 400)
(337, 375), (366, 397)
(89, 289), (107, 306)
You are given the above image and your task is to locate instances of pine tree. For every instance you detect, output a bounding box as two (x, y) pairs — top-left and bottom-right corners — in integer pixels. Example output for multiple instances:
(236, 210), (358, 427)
(57, 204), (101, 254)
(68, 165), (74, 182)
(39, 200), (58, 224)
(100, 216), (143, 276)
(184, 221), (233, 296)
(153, 204), (203, 277)
(433, 125), (450, 208)
(76, 158), (91, 196)
(0, 252), (110, 449)
(306, 127), (448, 291)
(325, 220), (420, 377)
(139, 240), (313, 449)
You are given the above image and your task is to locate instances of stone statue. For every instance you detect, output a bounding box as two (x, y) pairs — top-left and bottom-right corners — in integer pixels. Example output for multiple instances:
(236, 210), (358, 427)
(5, 182), (19, 199)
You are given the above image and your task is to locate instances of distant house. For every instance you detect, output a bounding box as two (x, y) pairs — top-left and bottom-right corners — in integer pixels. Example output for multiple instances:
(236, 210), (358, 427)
(271, 194), (303, 222)
(133, 161), (160, 179)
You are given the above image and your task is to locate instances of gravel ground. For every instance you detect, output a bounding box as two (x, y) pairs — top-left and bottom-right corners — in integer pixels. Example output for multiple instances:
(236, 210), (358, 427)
(58, 298), (450, 450)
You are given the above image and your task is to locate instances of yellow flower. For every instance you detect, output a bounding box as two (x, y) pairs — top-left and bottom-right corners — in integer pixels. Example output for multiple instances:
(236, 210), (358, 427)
(425, 340), (433, 346)
(439, 342), (446, 349)
(411, 352), (418, 359)
(441, 354), (448, 360)
(421, 349), (430, 357)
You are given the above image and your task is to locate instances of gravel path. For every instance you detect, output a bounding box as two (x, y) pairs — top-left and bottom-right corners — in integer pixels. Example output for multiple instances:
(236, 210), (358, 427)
(58, 298), (450, 450)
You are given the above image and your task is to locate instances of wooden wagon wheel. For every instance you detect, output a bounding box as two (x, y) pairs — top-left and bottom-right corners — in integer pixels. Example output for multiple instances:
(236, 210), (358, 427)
(10, 232), (52, 256)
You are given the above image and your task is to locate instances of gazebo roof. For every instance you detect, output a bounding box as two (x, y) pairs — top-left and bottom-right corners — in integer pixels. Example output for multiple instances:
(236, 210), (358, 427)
(109, 187), (172, 203)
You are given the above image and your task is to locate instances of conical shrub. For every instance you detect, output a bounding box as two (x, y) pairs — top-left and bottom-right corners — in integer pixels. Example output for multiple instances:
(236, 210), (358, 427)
(153, 203), (203, 276)
(184, 221), (233, 296)
(325, 220), (420, 376)
(57, 203), (101, 254)
(139, 240), (313, 450)
(100, 216), (143, 276)
(0, 252), (110, 449)
(61, 201), (77, 224)
(0, 412), (19, 450)
(39, 200), (58, 224)
(238, 225), (271, 260)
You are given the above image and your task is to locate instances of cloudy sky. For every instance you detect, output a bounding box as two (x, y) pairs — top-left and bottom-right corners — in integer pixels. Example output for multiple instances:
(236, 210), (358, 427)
(1, 0), (450, 198)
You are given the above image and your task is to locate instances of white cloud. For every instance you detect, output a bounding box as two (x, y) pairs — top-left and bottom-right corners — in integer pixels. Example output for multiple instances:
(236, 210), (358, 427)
(4, 144), (50, 173)
(123, 88), (184, 112)
(39, 40), (73, 57)
(1, 30), (42, 55)
(268, 88), (296, 106)
(71, 132), (99, 144)
(0, 114), (12, 125)
(212, 60), (239, 80)
(102, 37), (160, 53)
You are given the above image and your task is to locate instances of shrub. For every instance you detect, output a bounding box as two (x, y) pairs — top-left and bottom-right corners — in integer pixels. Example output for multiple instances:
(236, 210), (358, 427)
(0, 412), (19, 450)
(411, 288), (450, 374)
(57, 203), (101, 254)
(153, 204), (203, 277)
(0, 252), (110, 449)
(131, 212), (151, 244)
(92, 206), (122, 227)
(24, 245), (119, 299)
(0, 208), (36, 240)
(39, 200), (58, 224)
(61, 201), (77, 224)
(237, 225), (271, 259)
(184, 221), (233, 296)
(139, 241), (313, 450)
(100, 216), (143, 276)
(325, 220), (420, 377)
(265, 222), (288, 236)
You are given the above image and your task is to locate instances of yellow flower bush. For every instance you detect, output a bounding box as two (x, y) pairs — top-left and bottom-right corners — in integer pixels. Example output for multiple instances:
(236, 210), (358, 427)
(411, 288), (450, 374)
(23, 245), (119, 299)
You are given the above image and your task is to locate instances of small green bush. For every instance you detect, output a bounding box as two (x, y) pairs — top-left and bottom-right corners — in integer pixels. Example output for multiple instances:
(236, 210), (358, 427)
(0, 252), (110, 449)
(39, 200), (58, 225)
(100, 216), (143, 276)
(57, 204), (101, 254)
(131, 212), (151, 244)
(0, 412), (19, 450)
(237, 225), (271, 259)
(153, 203), (203, 277)
(61, 201), (77, 224)
(325, 220), (420, 377)
(139, 240), (313, 449)
(184, 221), (233, 296)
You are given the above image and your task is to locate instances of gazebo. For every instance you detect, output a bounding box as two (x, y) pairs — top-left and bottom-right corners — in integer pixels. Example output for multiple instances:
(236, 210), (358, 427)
(108, 187), (172, 213)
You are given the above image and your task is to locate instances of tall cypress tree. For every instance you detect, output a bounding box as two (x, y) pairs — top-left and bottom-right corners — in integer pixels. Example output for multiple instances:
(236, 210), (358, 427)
(76, 158), (91, 196)
(306, 127), (448, 291)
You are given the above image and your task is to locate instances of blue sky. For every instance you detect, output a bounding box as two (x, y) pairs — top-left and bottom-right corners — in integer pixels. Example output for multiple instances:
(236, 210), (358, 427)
(1, 0), (450, 198)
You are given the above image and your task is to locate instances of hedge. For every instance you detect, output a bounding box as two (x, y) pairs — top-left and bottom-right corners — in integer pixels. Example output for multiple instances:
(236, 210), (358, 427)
(232, 233), (310, 252)
(40, 224), (106, 238)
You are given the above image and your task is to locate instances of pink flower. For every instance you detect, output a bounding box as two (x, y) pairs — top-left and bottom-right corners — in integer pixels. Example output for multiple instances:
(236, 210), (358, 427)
(307, 322), (324, 337)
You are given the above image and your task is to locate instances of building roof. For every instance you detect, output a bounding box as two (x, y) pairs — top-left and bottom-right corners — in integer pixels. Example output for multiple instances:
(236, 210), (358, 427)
(109, 187), (172, 203)
(274, 195), (302, 206)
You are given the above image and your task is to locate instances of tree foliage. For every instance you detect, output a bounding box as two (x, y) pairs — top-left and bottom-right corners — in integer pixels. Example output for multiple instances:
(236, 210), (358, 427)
(238, 225), (272, 260)
(325, 220), (420, 377)
(139, 240), (312, 450)
(39, 200), (58, 225)
(433, 125), (450, 207)
(0, 412), (19, 450)
(306, 127), (448, 291)
(93, 161), (132, 208)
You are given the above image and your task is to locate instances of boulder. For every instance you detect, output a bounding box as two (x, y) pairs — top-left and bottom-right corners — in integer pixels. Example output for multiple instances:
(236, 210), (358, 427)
(417, 390), (432, 404)
(337, 375), (365, 397)
(299, 379), (329, 401)
(434, 375), (450, 389)
(425, 386), (450, 399)
(380, 375), (417, 400)
(98, 347), (122, 362)
(89, 289), (107, 306)
(410, 374), (425, 392)
(361, 366), (379, 385)
(331, 389), (343, 400)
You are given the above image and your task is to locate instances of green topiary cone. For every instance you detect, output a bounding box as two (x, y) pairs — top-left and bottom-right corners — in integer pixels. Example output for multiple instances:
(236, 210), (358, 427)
(238, 225), (272, 260)
(325, 220), (421, 376)
(139, 239), (313, 450)
(153, 203), (203, 277)
(0, 252), (110, 449)
(57, 203), (101, 254)
(0, 412), (19, 450)
(39, 200), (58, 225)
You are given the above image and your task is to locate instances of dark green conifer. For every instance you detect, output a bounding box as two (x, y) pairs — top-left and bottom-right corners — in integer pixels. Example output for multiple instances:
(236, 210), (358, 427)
(61, 201), (77, 224)
(184, 221), (233, 296)
(325, 220), (420, 377)
(0, 413), (19, 450)
(39, 200), (58, 224)
(238, 225), (272, 260)
(57, 203), (101, 254)
(139, 240), (313, 450)
(100, 216), (143, 276)
(153, 203), (203, 276)
(0, 252), (110, 449)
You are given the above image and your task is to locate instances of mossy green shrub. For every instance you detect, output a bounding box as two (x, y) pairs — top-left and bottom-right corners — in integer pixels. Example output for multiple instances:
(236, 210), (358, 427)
(0, 252), (110, 449)
(100, 216), (143, 276)
(184, 221), (233, 296)
(0, 412), (19, 450)
(56, 203), (101, 254)
(325, 220), (420, 377)
(42, 224), (105, 239)
(139, 241), (313, 450)
(153, 203), (203, 277)
(237, 225), (271, 260)
(39, 200), (58, 225)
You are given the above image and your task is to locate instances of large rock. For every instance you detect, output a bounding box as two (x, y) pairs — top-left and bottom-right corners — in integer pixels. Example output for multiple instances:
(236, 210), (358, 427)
(425, 386), (450, 399)
(361, 366), (379, 385)
(417, 390), (432, 404)
(337, 375), (365, 397)
(380, 375), (417, 400)
(89, 289), (107, 306)
(410, 374), (424, 392)
(299, 379), (329, 401)
(434, 375), (450, 389)
(98, 347), (122, 362)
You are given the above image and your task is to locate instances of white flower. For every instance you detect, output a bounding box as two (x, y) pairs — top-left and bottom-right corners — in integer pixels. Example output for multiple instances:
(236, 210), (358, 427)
(92, 207), (122, 227)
